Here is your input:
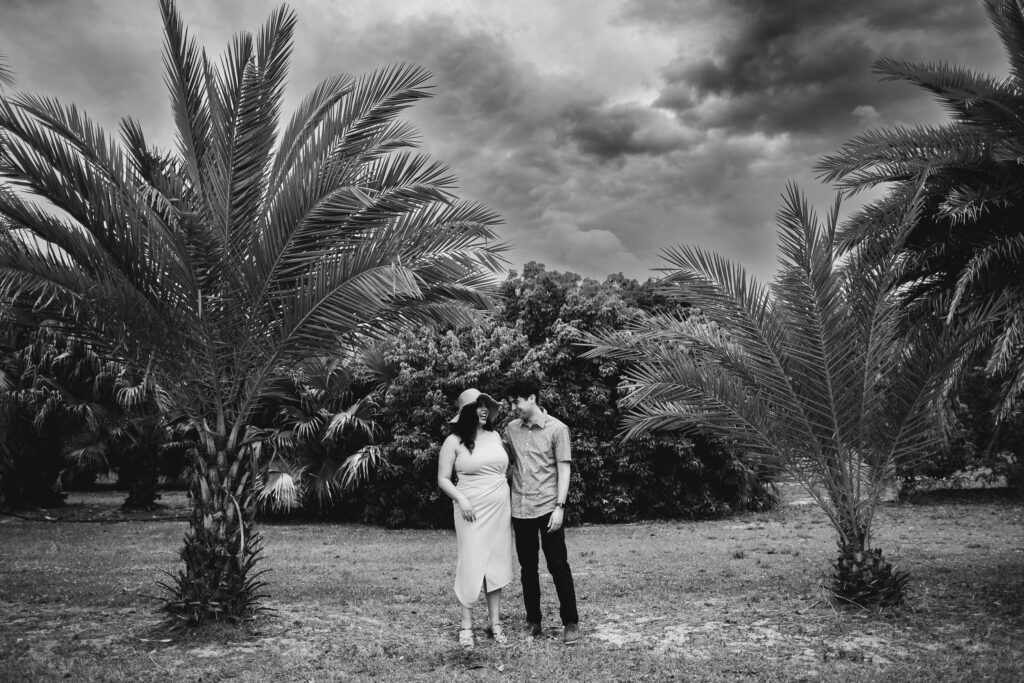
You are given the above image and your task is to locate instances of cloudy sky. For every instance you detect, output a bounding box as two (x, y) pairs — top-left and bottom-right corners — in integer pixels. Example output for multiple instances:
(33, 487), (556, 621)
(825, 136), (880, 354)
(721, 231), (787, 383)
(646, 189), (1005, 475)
(0, 0), (1008, 283)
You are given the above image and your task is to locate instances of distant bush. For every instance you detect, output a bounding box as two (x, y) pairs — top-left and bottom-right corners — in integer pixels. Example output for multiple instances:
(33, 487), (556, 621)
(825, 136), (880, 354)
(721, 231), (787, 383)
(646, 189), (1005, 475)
(900, 368), (1023, 493)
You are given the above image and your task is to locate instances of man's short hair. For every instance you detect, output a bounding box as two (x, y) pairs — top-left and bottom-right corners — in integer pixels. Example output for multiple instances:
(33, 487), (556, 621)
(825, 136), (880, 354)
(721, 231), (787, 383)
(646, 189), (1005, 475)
(507, 378), (541, 401)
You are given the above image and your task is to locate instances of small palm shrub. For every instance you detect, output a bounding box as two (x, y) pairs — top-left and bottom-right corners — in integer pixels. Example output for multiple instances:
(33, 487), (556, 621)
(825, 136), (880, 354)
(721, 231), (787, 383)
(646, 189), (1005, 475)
(586, 186), (962, 608)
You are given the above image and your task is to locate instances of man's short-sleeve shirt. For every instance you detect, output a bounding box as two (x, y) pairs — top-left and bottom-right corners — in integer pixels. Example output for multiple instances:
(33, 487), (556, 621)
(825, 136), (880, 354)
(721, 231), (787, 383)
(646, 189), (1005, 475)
(504, 409), (571, 519)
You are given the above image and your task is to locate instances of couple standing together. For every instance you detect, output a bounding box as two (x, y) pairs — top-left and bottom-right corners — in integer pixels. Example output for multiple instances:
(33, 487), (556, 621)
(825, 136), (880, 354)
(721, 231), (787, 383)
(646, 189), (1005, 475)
(437, 379), (581, 649)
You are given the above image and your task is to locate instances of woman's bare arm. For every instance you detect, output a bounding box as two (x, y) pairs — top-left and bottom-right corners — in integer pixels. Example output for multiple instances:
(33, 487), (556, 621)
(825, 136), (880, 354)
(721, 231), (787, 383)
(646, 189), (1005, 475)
(438, 435), (475, 521)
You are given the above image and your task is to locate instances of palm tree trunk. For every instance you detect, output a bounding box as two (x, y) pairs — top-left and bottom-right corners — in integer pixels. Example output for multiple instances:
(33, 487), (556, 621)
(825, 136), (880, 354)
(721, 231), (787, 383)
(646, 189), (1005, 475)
(162, 444), (267, 626)
(120, 422), (164, 511)
(120, 443), (161, 511)
(831, 519), (908, 608)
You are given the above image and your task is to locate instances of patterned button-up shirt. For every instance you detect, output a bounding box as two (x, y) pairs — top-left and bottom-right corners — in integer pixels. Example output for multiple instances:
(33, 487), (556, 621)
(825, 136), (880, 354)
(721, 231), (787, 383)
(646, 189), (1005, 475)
(504, 409), (572, 519)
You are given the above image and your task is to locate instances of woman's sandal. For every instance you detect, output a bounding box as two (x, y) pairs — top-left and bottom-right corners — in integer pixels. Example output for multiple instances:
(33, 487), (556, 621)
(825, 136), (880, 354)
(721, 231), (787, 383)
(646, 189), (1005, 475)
(486, 624), (509, 646)
(458, 628), (475, 650)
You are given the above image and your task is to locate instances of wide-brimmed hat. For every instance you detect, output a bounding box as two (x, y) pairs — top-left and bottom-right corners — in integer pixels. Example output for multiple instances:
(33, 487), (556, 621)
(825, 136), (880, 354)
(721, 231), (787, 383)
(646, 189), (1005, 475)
(449, 388), (499, 424)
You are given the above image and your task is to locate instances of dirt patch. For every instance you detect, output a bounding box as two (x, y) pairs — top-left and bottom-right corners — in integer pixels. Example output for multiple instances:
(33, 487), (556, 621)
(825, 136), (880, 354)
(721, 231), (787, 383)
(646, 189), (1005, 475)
(590, 609), (930, 667)
(2, 490), (191, 523)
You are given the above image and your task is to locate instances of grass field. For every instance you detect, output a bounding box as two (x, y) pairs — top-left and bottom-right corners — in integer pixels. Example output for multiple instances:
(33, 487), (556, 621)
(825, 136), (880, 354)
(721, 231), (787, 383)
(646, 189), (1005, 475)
(1, 491), (1022, 682)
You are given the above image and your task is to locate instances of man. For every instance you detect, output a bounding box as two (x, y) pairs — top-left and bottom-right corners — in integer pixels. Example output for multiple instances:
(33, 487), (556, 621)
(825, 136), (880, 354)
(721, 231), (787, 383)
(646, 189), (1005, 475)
(503, 379), (580, 644)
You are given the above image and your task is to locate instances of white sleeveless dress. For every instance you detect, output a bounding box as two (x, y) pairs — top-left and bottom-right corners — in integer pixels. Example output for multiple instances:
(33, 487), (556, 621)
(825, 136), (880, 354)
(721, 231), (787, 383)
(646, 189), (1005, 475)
(453, 431), (513, 606)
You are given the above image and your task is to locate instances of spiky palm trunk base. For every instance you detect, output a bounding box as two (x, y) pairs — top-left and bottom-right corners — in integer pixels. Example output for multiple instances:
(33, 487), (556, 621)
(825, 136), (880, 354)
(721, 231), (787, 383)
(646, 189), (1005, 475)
(161, 458), (268, 627)
(830, 543), (909, 608)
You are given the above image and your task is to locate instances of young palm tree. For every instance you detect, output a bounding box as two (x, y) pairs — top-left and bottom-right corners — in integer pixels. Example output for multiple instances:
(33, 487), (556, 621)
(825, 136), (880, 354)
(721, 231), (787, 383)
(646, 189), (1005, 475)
(0, 323), (166, 507)
(0, 331), (68, 508)
(585, 185), (961, 607)
(816, 0), (1024, 422)
(0, 0), (505, 626)
(257, 351), (396, 514)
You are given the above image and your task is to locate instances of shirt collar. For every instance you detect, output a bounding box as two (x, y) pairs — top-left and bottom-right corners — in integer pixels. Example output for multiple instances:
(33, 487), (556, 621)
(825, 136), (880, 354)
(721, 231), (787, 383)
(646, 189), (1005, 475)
(521, 408), (548, 429)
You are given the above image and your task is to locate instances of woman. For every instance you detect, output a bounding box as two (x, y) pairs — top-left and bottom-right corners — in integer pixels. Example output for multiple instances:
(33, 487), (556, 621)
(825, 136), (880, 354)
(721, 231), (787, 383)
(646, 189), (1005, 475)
(437, 388), (513, 649)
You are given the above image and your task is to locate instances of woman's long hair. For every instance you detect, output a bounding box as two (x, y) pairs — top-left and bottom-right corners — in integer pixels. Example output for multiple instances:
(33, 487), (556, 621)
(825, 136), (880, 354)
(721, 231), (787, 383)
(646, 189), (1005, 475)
(451, 400), (495, 453)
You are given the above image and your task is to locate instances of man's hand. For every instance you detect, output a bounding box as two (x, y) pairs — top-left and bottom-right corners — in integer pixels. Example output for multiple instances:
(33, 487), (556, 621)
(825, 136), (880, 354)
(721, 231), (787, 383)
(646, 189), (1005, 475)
(547, 507), (564, 532)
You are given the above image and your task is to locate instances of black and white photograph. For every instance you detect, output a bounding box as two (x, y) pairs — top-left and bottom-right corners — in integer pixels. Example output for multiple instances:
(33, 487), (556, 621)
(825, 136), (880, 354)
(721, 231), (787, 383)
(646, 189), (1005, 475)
(1, 0), (1022, 680)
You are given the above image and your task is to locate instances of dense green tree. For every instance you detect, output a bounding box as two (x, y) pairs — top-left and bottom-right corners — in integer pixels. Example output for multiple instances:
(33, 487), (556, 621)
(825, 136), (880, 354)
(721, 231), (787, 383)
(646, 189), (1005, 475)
(341, 266), (771, 529)
(501, 264), (773, 522)
(0, 0), (503, 626)
(347, 321), (532, 527)
(586, 187), (962, 607)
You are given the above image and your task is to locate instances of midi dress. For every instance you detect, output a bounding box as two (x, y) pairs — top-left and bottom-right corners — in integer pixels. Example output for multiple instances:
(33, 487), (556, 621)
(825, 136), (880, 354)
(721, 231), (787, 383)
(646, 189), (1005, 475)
(453, 431), (513, 607)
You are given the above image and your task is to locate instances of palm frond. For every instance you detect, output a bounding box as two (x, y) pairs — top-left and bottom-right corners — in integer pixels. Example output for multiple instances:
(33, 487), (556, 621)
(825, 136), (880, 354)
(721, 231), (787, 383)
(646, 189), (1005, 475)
(872, 57), (1019, 126)
(0, 53), (14, 90)
(322, 399), (380, 444)
(159, 0), (212, 186)
(257, 460), (307, 512)
(948, 232), (1024, 319)
(815, 124), (989, 191)
(335, 445), (387, 490)
(985, 0), (1024, 86)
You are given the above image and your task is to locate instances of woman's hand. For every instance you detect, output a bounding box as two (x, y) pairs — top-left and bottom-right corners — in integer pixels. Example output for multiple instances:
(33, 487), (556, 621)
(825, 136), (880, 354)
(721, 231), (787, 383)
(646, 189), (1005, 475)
(457, 499), (476, 522)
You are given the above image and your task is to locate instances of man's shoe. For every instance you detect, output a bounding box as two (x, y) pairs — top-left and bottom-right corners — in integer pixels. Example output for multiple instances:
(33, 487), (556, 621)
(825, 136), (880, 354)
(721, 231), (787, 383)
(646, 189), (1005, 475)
(521, 622), (542, 638)
(563, 622), (581, 645)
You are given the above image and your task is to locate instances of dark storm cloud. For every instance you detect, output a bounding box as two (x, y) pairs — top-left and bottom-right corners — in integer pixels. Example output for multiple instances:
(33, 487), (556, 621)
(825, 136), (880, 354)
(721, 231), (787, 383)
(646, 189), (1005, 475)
(558, 101), (698, 159)
(619, 0), (719, 27)
(0, 0), (1009, 283)
(304, 13), (566, 156)
(649, 0), (998, 136)
(311, 14), (652, 272)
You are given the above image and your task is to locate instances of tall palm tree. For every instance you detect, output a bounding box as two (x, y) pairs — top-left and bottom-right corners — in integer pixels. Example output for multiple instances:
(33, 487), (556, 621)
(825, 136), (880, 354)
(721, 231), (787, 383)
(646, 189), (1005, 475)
(816, 0), (1024, 422)
(585, 186), (962, 607)
(0, 0), (505, 626)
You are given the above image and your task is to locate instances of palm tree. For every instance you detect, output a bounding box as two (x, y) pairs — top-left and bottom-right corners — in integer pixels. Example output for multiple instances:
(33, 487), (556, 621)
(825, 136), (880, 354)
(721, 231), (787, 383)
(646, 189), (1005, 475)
(0, 323), (166, 507)
(257, 350), (396, 514)
(0, 0), (505, 626)
(0, 330), (68, 508)
(585, 185), (961, 607)
(816, 0), (1024, 423)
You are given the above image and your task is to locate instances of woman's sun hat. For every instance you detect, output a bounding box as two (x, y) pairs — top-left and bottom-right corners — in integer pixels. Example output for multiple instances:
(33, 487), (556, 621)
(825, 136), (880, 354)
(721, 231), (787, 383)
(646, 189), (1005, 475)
(449, 388), (500, 424)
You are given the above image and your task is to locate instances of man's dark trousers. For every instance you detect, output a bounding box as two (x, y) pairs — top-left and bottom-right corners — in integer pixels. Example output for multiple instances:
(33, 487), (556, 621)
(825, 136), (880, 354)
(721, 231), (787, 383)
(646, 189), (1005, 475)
(512, 512), (579, 626)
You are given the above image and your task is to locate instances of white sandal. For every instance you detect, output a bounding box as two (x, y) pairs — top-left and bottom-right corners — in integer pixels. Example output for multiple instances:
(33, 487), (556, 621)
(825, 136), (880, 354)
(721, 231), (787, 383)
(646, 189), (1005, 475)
(487, 624), (509, 646)
(458, 628), (475, 650)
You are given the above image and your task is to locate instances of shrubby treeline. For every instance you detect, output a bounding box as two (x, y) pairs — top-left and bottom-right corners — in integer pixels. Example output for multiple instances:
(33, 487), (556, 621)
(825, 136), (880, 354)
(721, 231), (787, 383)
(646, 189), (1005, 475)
(4, 261), (1020, 521)
(1, 263), (776, 523)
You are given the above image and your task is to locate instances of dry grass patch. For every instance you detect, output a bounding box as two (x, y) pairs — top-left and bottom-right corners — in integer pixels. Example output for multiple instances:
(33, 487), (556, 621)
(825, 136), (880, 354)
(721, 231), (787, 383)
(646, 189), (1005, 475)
(0, 491), (1021, 681)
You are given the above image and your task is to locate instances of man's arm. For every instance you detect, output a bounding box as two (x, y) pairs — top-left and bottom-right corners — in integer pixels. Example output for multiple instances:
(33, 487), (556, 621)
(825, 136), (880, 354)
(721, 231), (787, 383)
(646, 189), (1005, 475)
(547, 424), (572, 532)
(547, 461), (571, 532)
